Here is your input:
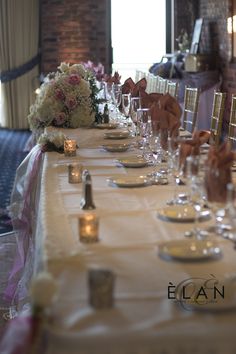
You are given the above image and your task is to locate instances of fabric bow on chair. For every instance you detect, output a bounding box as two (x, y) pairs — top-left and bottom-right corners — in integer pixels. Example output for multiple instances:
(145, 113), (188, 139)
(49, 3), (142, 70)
(205, 142), (234, 203)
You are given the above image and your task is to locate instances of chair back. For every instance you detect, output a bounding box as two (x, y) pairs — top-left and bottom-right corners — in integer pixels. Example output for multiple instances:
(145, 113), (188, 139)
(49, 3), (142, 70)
(135, 70), (146, 83)
(182, 86), (200, 133)
(166, 81), (178, 98)
(210, 91), (226, 145)
(228, 94), (236, 145)
(157, 77), (167, 94)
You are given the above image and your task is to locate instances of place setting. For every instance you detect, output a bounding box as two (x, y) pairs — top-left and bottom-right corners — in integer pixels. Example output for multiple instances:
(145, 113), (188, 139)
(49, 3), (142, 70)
(96, 123), (118, 129)
(103, 130), (131, 139)
(116, 156), (148, 168)
(107, 175), (150, 188)
(158, 238), (222, 262)
(101, 142), (131, 153)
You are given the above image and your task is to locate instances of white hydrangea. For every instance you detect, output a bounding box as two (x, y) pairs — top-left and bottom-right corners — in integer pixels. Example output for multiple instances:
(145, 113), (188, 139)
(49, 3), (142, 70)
(28, 62), (98, 130)
(30, 272), (58, 308)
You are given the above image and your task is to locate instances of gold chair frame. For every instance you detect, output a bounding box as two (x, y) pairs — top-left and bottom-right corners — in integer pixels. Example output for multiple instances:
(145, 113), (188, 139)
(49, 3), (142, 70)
(210, 91), (226, 145)
(182, 86), (200, 133)
(166, 81), (178, 98)
(228, 94), (236, 145)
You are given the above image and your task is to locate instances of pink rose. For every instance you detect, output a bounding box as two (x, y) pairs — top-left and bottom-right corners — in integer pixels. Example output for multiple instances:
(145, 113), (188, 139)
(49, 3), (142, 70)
(65, 97), (77, 110)
(68, 74), (81, 85)
(55, 89), (65, 101)
(53, 112), (66, 126)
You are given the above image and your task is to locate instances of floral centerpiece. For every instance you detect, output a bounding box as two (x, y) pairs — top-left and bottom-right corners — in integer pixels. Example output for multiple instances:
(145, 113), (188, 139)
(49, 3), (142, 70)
(83, 60), (105, 81)
(28, 62), (103, 132)
(37, 131), (67, 153)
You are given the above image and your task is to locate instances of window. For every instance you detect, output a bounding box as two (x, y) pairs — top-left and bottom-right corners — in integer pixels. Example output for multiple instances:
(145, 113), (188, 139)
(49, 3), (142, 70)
(228, 0), (236, 60)
(111, 0), (169, 81)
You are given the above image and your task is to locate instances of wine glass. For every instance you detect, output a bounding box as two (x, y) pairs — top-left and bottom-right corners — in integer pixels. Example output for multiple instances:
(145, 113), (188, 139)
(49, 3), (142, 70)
(137, 108), (152, 154)
(167, 153), (194, 205)
(122, 93), (131, 119)
(225, 183), (236, 245)
(148, 133), (162, 177)
(130, 96), (141, 135)
(189, 173), (208, 239)
(121, 93), (131, 128)
(205, 166), (228, 235)
(111, 84), (122, 122)
(104, 82), (113, 104)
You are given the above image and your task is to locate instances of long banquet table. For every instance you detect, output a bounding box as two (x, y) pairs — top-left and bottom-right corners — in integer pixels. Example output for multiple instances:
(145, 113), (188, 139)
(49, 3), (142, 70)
(31, 126), (236, 354)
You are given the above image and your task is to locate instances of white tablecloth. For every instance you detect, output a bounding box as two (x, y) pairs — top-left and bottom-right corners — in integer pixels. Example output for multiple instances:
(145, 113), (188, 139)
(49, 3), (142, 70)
(32, 127), (236, 354)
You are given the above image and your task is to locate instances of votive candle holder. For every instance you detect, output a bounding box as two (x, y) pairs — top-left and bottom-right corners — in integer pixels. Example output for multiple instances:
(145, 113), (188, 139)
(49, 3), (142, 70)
(68, 163), (83, 183)
(64, 139), (77, 157)
(79, 213), (99, 243)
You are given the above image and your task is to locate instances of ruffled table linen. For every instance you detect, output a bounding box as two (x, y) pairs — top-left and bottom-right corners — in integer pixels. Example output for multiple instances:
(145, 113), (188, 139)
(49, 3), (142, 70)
(5, 126), (236, 354)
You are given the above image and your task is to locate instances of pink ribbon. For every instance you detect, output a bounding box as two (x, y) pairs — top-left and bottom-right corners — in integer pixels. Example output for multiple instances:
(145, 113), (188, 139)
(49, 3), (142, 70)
(4, 145), (43, 303)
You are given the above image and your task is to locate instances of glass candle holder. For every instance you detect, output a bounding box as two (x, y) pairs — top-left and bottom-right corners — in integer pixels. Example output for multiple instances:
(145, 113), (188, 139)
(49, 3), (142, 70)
(68, 163), (83, 183)
(64, 139), (77, 157)
(79, 213), (99, 243)
(88, 269), (115, 309)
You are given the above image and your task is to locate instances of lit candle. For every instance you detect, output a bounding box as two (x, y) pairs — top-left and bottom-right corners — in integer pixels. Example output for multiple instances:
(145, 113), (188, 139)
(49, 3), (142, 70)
(79, 213), (99, 243)
(64, 139), (77, 157)
(68, 163), (83, 183)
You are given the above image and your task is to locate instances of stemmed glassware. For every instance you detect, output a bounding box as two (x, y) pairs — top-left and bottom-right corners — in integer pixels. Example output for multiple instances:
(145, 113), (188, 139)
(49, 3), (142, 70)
(130, 97), (141, 136)
(224, 183), (236, 245)
(137, 108), (152, 154)
(148, 132), (162, 178)
(167, 152), (194, 205)
(111, 84), (122, 122)
(104, 82), (113, 105)
(188, 164), (208, 238)
(121, 93), (131, 127)
(204, 166), (229, 235)
(122, 94), (131, 119)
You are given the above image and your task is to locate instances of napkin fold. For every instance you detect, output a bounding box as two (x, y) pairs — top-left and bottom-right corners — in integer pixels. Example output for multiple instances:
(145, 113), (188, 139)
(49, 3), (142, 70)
(122, 77), (147, 97)
(104, 71), (121, 84)
(205, 142), (234, 203)
(179, 130), (211, 167)
(149, 93), (182, 149)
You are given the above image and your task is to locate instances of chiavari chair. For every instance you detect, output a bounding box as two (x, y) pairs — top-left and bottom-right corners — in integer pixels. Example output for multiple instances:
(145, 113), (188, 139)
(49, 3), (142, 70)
(210, 91), (226, 145)
(228, 94), (236, 146)
(182, 86), (200, 133)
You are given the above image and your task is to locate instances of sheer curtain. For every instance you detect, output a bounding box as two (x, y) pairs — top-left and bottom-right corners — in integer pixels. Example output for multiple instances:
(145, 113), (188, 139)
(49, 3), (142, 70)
(0, 0), (39, 129)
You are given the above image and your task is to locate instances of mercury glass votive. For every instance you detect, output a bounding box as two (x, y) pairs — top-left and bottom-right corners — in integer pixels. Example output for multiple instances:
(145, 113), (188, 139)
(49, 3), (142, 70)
(88, 269), (115, 309)
(68, 163), (83, 183)
(79, 213), (99, 243)
(64, 139), (77, 157)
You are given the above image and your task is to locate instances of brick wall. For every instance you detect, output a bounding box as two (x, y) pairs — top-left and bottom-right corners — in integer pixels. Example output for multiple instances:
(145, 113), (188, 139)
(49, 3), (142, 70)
(175, 0), (236, 131)
(40, 0), (236, 128)
(41, 0), (111, 74)
(198, 0), (235, 129)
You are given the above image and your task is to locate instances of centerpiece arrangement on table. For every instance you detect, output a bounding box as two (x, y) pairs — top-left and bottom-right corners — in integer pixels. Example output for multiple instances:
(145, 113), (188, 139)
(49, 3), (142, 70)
(28, 62), (103, 132)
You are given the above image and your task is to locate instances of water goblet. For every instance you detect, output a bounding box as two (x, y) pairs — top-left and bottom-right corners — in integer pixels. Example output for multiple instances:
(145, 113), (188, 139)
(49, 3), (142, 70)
(110, 84), (122, 122)
(104, 82), (113, 104)
(137, 108), (152, 153)
(122, 93), (131, 119)
(224, 183), (236, 245)
(130, 96), (141, 135)
(148, 133), (162, 177)
(189, 173), (208, 239)
(205, 165), (229, 235)
(121, 93), (131, 128)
